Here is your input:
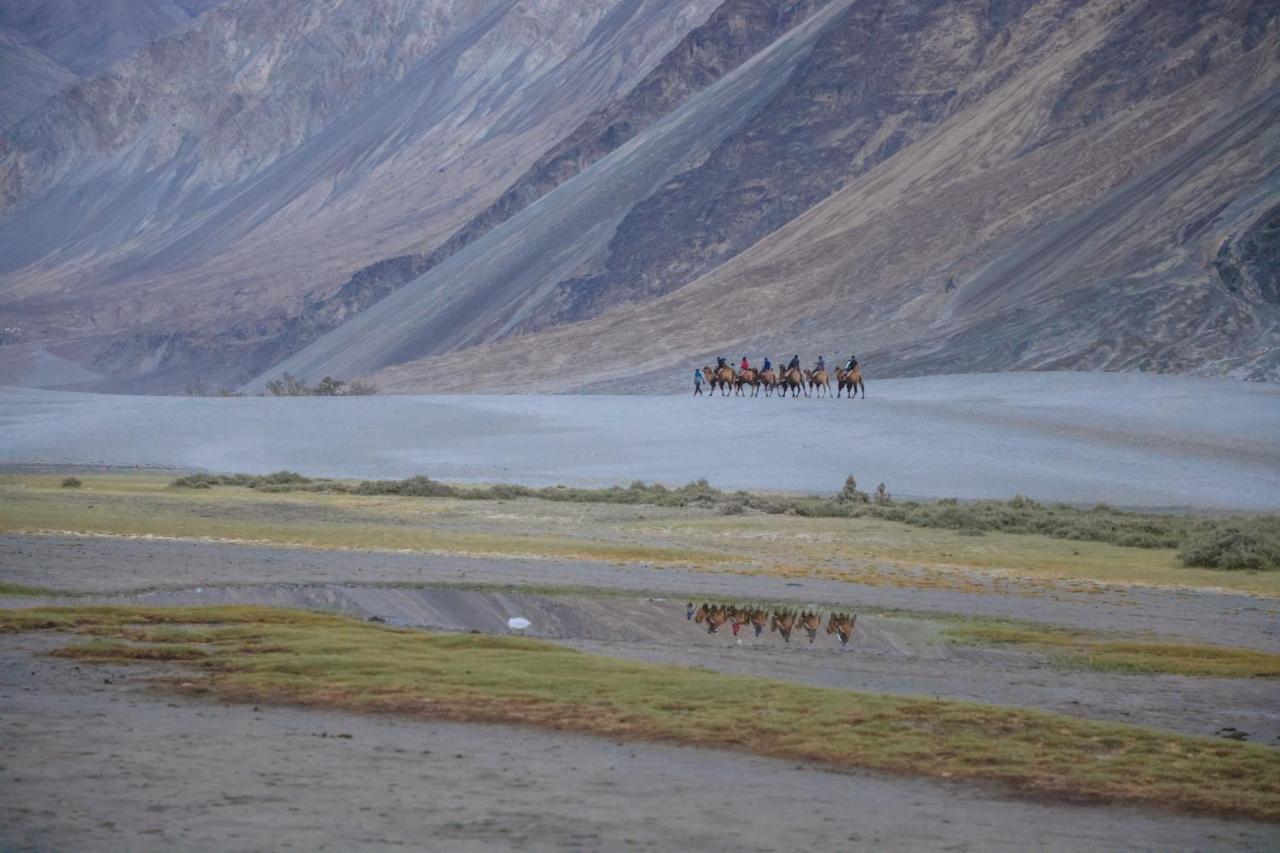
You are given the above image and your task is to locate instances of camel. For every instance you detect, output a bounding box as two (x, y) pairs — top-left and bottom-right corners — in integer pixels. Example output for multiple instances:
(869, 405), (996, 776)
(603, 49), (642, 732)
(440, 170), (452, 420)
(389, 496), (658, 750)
(757, 368), (777, 397)
(799, 610), (822, 643)
(826, 612), (856, 645)
(728, 605), (752, 637)
(770, 609), (797, 642)
(701, 365), (736, 397)
(803, 368), (831, 398)
(749, 607), (770, 638)
(780, 367), (807, 398)
(735, 368), (762, 397)
(834, 365), (865, 399)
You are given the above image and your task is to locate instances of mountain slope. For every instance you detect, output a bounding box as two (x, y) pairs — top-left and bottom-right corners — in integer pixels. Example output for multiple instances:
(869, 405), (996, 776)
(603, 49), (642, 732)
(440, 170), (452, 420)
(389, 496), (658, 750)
(266, 0), (1280, 392)
(0, 0), (224, 77)
(0, 0), (718, 390)
(245, 0), (860, 389)
(0, 31), (75, 129)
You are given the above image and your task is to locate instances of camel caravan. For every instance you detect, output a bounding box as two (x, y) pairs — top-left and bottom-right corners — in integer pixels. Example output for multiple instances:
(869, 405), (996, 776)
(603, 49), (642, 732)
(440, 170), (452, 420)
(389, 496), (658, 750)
(687, 602), (857, 647)
(695, 354), (865, 399)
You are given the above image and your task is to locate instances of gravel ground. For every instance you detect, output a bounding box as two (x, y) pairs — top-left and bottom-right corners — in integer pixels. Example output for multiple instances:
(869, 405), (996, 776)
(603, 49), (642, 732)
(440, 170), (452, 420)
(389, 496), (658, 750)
(3, 372), (1278, 508)
(3, 635), (1276, 852)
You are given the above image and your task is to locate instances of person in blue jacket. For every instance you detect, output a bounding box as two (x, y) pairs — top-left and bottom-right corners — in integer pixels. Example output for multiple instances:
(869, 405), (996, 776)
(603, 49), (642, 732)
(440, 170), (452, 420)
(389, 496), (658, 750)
(693, 367), (704, 396)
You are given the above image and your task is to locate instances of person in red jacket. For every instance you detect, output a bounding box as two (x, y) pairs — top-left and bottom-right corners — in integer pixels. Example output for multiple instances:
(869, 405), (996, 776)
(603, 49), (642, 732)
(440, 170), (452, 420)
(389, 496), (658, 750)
(740, 356), (750, 374)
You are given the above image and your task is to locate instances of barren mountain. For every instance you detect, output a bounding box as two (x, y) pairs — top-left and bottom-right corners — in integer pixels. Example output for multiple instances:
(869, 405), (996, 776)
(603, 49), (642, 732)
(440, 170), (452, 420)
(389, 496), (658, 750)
(263, 0), (1279, 392)
(2, 0), (1277, 393)
(0, 0), (718, 390)
(0, 0), (225, 129)
(0, 30), (75, 129)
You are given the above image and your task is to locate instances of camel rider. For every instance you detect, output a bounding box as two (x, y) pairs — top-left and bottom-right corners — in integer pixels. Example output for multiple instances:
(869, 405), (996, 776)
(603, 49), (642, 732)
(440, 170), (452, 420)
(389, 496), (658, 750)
(740, 356), (750, 373)
(844, 354), (858, 372)
(787, 354), (801, 373)
(716, 356), (728, 370)
(762, 357), (771, 372)
(815, 355), (825, 372)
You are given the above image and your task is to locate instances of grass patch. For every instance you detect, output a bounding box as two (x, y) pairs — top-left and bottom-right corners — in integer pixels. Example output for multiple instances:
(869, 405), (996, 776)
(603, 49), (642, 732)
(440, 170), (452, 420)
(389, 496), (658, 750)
(52, 639), (210, 661)
(0, 490), (732, 566)
(169, 472), (1280, 571)
(5, 604), (1280, 820)
(943, 622), (1280, 678)
(0, 581), (69, 597)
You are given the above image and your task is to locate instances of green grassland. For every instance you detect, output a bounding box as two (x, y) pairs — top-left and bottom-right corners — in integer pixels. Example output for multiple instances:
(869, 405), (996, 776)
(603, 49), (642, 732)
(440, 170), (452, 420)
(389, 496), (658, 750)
(939, 619), (1280, 678)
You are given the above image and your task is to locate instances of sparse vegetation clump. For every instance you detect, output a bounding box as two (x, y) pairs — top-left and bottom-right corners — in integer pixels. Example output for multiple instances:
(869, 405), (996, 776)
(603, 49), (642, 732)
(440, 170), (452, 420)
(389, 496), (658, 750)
(942, 620), (1280, 678)
(264, 373), (377, 396)
(60, 476), (82, 488)
(166, 471), (1280, 571)
(181, 378), (244, 397)
(1178, 524), (1280, 571)
(170, 470), (328, 492)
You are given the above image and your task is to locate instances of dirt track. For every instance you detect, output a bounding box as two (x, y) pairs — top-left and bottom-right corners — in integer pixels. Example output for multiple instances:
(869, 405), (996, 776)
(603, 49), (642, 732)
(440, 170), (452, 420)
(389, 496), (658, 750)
(3, 635), (1277, 852)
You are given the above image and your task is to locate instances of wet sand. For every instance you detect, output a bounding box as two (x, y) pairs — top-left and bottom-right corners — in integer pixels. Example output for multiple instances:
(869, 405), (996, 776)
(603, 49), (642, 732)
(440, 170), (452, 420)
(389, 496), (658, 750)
(3, 635), (1276, 852)
(4, 372), (1279, 509)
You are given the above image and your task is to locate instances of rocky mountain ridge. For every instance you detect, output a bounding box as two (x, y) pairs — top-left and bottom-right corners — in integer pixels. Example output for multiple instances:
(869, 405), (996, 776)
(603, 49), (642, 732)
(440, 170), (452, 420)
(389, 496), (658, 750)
(0, 0), (719, 390)
(1, 0), (1276, 392)
(268, 0), (1280, 391)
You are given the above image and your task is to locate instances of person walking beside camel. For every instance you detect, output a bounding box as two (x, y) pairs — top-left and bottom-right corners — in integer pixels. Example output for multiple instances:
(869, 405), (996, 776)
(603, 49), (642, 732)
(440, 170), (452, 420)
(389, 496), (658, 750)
(692, 368), (703, 396)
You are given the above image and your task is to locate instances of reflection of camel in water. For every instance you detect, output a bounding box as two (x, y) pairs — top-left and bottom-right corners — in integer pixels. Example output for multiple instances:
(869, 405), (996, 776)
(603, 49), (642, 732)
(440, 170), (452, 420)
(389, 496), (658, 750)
(701, 366), (736, 397)
(799, 610), (822, 643)
(835, 366), (865, 399)
(694, 603), (730, 634)
(693, 603), (857, 645)
(826, 612), (856, 645)
(770, 609), (797, 642)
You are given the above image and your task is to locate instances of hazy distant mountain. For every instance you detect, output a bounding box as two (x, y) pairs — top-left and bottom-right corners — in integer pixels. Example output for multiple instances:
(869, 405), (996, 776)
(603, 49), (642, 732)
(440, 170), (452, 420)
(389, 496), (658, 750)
(0, 0), (718, 390)
(0, 30), (75, 128)
(1, 0), (1276, 393)
(0, 0), (223, 74)
(0, 0), (223, 128)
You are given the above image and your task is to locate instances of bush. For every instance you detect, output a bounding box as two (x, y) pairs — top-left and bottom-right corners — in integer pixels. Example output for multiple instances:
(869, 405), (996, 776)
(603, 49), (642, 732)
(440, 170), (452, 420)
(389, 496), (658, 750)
(171, 471), (314, 490)
(264, 373), (376, 396)
(1179, 525), (1280, 571)
(837, 475), (869, 504)
(355, 475), (458, 498)
(60, 476), (82, 488)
